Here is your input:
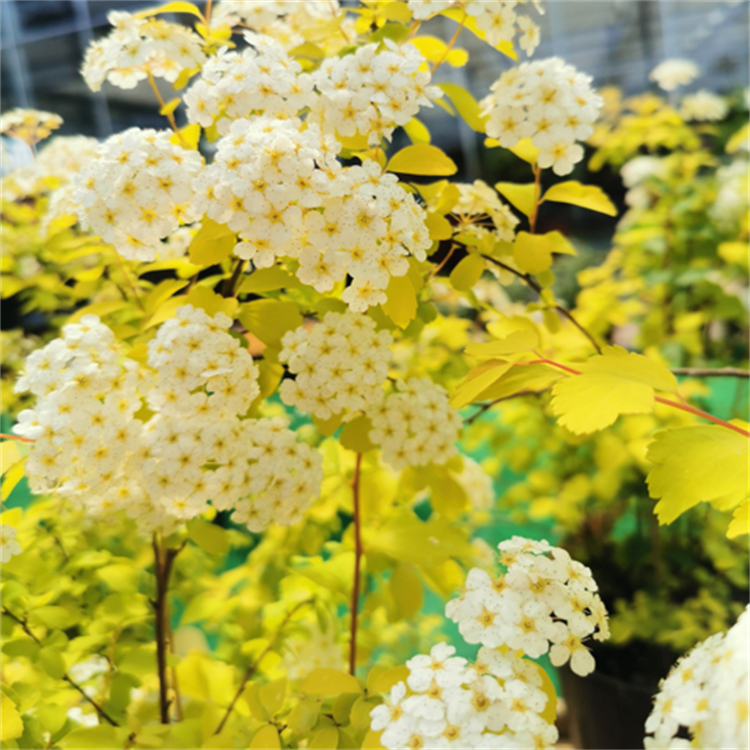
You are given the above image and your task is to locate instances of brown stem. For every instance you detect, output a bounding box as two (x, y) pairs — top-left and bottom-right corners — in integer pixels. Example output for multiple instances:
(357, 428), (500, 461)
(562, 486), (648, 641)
(529, 165), (542, 234)
(670, 367), (750, 379)
(464, 390), (544, 424)
(151, 535), (184, 725)
(1, 607), (119, 727)
(349, 453), (363, 676)
(222, 258), (247, 297)
(204, 0), (212, 24)
(110, 252), (145, 311)
(428, 243), (457, 281)
(482, 255), (603, 354)
(214, 600), (311, 735)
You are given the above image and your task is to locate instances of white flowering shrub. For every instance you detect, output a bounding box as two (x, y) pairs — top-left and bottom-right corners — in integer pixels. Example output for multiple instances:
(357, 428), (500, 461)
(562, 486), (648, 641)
(1, 2), (747, 750)
(644, 606), (749, 750)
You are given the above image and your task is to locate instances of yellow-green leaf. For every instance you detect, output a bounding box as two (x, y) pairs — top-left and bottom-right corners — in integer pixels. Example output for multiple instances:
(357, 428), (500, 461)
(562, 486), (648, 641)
(159, 98), (181, 116)
(475, 363), (563, 403)
(58, 725), (122, 749)
(509, 138), (540, 165)
(238, 300), (302, 347)
(339, 415), (376, 454)
(144, 278), (189, 315)
(381, 1), (412, 23)
(513, 232), (555, 274)
(424, 212), (452, 240)
(550, 346), (679, 434)
(259, 677), (287, 718)
(361, 729), (387, 749)
(1, 460), (25, 502)
(495, 182), (536, 218)
(369, 665), (409, 695)
(30, 606), (73, 629)
(186, 518), (229, 555)
(171, 122), (201, 150)
(450, 360), (513, 409)
(386, 145), (457, 176)
(185, 285), (238, 319)
(449, 253), (484, 291)
(390, 563), (423, 620)
(135, 2), (203, 20)
(300, 668), (362, 696)
(250, 725), (281, 750)
(1, 441), (22, 473)
(542, 181), (617, 216)
(172, 67), (198, 90)
(188, 218), (236, 266)
(381, 274), (417, 329)
(309, 727), (340, 749)
(0, 693), (23, 741)
(403, 117), (431, 145)
(646, 425), (750, 526)
(39, 647), (67, 679)
(465, 328), (539, 358)
(437, 83), (487, 132)
(718, 241), (750, 269)
(239, 266), (300, 293)
(96, 564), (139, 592)
(727, 500), (749, 538)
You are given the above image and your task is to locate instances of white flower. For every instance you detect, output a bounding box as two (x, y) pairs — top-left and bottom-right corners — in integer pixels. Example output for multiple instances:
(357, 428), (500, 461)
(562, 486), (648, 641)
(649, 59), (700, 91)
(0, 525), (22, 563)
(679, 90), (728, 122)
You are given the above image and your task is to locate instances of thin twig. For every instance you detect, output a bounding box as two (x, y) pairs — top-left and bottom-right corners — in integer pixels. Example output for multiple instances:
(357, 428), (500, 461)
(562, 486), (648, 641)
(432, 12), (466, 74)
(428, 243), (457, 281)
(0, 433), (34, 443)
(214, 599), (312, 735)
(1, 607), (119, 727)
(111, 252), (145, 311)
(464, 390), (544, 424)
(222, 258), (247, 298)
(146, 72), (185, 144)
(349, 452), (363, 676)
(670, 367), (750, 379)
(529, 165), (542, 234)
(151, 536), (185, 724)
(482, 255), (603, 354)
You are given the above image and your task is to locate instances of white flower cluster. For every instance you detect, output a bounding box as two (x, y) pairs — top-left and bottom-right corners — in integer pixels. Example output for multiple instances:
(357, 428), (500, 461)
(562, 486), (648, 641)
(279, 312), (392, 421)
(446, 537), (609, 676)
(210, 0), (349, 52)
(308, 40), (442, 146)
(0, 525), (22, 563)
(185, 33), (314, 135)
(457, 457), (495, 511)
(484, 58), (602, 175)
(367, 378), (462, 470)
(81, 11), (206, 92)
(408, 1), (543, 56)
(710, 159), (750, 229)
(72, 128), (203, 260)
(679, 90), (728, 122)
(644, 606), (748, 750)
(649, 59), (699, 92)
(195, 116), (431, 311)
(371, 641), (558, 749)
(13, 307), (321, 533)
(283, 622), (345, 681)
(454, 180), (520, 242)
(0, 108), (62, 145)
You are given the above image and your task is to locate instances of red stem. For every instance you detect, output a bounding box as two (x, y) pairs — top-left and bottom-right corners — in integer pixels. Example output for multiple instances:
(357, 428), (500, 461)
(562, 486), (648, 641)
(0, 433), (34, 443)
(349, 453), (363, 676)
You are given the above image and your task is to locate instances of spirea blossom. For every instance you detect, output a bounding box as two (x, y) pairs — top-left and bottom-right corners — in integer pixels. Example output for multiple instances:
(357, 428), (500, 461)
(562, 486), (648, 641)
(407, 0), (543, 56)
(644, 606), (749, 750)
(81, 11), (206, 92)
(370, 641), (558, 749)
(484, 58), (602, 175)
(0, 108), (63, 145)
(679, 90), (729, 122)
(72, 128), (203, 260)
(446, 537), (609, 675)
(649, 59), (700, 92)
(13, 306), (321, 534)
(367, 378), (462, 470)
(0, 525), (22, 563)
(279, 312), (393, 421)
(185, 33), (315, 134)
(308, 40), (442, 146)
(195, 117), (431, 310)
(210, 0), (350, 52)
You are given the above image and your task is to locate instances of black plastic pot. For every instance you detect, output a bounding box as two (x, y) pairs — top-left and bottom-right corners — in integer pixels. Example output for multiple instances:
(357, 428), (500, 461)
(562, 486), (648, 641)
(559, 641), (679, 750)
